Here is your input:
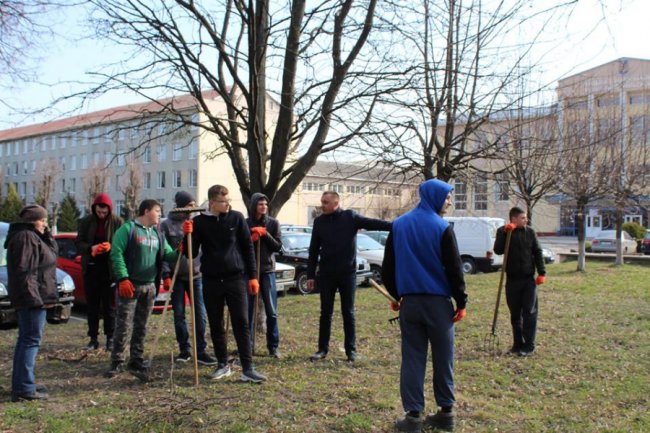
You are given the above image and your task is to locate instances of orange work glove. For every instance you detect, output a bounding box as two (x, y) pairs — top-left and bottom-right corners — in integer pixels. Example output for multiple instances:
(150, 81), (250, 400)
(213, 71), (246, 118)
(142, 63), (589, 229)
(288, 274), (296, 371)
(248, 279), (259, 296)
(101, 241), (111, 253)
(177, 241), (184, 254)
(91, 244), (102, 257)
(182, 220), (193, 234)
(452, 308), (466, 323)
(251, 227), (267, 237)
(251, 232), (260, 242)
(504, 223), (517, 232)
(390, 301), (400, 312)
(163, 278), (173, 291)
(118, 279), (135, 298)
(535, 275), (546, 285)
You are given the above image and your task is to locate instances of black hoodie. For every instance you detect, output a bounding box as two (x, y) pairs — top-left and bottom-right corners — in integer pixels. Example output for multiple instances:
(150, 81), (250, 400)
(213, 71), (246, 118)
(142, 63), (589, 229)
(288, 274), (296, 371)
(5, 223), (59, 309)
(246, 193), (282, 273)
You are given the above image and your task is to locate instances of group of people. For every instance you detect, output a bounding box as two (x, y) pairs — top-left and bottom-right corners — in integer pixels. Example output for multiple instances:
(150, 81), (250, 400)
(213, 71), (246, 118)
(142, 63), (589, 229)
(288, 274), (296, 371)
(6, 180), (546, 433)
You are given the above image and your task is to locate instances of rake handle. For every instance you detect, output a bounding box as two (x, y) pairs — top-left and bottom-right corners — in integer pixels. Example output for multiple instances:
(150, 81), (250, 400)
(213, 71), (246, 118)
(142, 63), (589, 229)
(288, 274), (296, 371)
(490, 229), (513, 335)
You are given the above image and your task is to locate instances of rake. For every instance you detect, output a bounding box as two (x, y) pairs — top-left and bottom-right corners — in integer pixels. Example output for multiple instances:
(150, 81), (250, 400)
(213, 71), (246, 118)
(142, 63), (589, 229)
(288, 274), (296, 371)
(484, 228), (512, 355)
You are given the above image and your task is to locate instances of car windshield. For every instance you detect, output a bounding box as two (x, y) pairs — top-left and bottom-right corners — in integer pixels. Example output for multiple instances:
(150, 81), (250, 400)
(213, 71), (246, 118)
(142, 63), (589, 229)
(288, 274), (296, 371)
(597, 231), (619, 240)
(357, 234), (383, 251)
(283, 234), (311, 252)
(0, 223), (8, 267)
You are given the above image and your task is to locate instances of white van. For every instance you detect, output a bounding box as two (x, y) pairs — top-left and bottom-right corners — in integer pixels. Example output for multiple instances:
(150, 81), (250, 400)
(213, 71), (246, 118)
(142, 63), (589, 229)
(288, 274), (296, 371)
(445, 217), (505, 274)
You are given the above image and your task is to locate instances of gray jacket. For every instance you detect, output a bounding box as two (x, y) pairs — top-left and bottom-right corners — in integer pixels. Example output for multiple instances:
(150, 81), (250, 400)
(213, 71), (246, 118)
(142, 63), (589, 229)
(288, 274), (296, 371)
(161, 213), (201, 281)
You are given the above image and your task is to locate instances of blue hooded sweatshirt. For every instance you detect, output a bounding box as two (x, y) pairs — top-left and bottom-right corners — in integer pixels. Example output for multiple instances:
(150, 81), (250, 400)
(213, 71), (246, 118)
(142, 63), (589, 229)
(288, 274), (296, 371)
(384, 179), (466, 306)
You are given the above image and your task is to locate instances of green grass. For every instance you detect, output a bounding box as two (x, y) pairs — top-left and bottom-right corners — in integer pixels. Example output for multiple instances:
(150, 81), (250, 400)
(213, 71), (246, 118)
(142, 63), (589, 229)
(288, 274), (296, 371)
(1, 261), (648, 432)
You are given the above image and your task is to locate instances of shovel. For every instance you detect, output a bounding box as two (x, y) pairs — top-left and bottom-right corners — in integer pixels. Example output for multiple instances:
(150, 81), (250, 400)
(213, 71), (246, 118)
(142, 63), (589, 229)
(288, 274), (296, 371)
(484, 229), (513, 355)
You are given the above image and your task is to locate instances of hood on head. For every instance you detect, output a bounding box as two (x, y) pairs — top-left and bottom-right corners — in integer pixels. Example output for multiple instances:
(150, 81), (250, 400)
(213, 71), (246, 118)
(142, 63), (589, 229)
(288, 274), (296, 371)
(417, 179), (453, 214)
(248, 192), (269, 220)
(92, 193), (113, 217)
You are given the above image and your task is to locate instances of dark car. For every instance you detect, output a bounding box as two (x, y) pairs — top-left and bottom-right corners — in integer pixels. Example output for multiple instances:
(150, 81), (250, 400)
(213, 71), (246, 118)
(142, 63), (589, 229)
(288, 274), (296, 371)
(53, 232), (179, 313)
(0, 222), (75, 327)
(277, 232), (372, 295)
(641, 232), (650, 255)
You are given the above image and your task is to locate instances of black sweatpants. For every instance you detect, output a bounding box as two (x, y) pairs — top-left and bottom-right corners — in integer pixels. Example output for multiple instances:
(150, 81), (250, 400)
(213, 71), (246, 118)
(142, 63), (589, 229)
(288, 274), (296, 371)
(505, 276), (538, 351)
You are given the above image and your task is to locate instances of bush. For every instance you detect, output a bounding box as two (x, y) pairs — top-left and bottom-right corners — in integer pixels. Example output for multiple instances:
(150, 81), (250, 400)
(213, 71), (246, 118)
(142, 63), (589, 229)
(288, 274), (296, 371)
(622, 222), (646, 240)
(585, 241), (592, 252)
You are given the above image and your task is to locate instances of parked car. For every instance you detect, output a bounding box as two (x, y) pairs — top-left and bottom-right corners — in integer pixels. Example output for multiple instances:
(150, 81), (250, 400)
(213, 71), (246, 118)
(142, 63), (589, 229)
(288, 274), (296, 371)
(356, 233), (385, 283)
(0, 222), (75, 327)
(280, 224), (313, 234)
(274, 262), (295, 295)
(590, 230), (638, 253)
(53, 232), (179, 313)
(641, 232), (650, 255)
(362, 230), (389, 246)
(541, 247), (556, 264)
(277, 232), (372, 295)
(445, 217), (505, 274)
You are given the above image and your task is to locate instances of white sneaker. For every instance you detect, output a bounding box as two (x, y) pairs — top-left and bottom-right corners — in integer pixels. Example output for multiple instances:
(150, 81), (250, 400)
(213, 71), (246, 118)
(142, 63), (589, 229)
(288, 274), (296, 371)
(210, 363), (232, 380)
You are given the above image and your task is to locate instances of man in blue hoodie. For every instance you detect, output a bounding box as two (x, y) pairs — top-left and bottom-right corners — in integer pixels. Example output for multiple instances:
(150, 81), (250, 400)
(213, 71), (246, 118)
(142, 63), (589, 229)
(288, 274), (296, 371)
(382, 179), (467, 433)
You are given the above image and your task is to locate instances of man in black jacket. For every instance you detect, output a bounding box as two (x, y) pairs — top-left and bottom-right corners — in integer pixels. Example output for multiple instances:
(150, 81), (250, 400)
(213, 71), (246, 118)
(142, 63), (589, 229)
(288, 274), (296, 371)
(307, 191), (391, 362)
(184, 185), (266, 383)
(493, 207), (546, 356)
(246, 193), (283, 358)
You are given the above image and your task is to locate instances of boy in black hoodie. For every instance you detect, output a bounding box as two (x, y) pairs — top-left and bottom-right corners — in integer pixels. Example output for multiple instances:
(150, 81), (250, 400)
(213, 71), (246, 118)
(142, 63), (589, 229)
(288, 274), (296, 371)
(246, 193), (283, 358)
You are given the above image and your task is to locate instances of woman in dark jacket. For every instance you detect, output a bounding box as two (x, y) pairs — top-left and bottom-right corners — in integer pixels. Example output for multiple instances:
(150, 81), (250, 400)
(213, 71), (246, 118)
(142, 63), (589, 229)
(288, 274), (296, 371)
(5, 204), (58, 402)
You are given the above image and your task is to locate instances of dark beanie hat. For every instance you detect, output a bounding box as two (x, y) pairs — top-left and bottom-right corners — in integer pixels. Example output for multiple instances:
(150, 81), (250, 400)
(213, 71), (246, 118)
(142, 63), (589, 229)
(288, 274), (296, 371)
(174, 191), (195, 208)
(19, 204), (48, 222)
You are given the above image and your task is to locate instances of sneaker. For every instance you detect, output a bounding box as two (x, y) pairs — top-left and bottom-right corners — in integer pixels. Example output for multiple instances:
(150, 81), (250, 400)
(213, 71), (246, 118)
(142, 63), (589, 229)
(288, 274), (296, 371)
(394, 414), (423, 433)
(509, 345), (522, 354)
(269, 348), (281, 359)
(86, 338), (99, 350)
(240, 368), (267, 383)
(11, 391), (49, 402)
(309, 350), (328, 361)
(197, 352), (218, 366)
(175, 352), (192, 363)
(35, 384), (48, 393)
(210, 363), (233, 380)
(519, 348), (535, 357)
(425, 410), (454, 431)
(346, 351), (359, 362)
(127, 360), (150, 382)
(105, 361), (124, 378)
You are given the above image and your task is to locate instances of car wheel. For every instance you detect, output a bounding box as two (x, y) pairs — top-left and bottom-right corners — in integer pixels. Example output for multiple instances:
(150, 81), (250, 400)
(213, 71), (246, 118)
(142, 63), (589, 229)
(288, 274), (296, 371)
(370, 265), (383, 284)
(295, 272), (315, 295)
(461, 257), (476, 274)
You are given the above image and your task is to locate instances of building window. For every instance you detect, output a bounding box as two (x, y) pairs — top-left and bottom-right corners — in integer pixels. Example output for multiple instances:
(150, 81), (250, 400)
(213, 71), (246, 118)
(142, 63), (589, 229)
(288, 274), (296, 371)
(23, 140), (28, 154)
(157, 171), (166, 189)
(31, 160), (36, 173)
(157, 143), (167, 162)
(189, 142), (198, 160)
(629, 93), (650, 105)
(61, 178), (66, 193)
(93, 152), (100, 166)
(384, 188), (401, 197)
(330, 184), (343, 193)
(173, 144), (182, 161)
(143, 145), (151, 163)
(495, 173), (509, 201)
(117, 153), (125, 167)
(303, 182), (325, 192)
(0, 143), (4, 157)
(596, 95), (619, 107)
(188, 169), (197, 187)
(13, 162), (18, 175)
(22, 161), (28, 175)
(70, 155), (76, 171)
(81, 154), (88, 169)
(70, 178), (76, 193)
(60, 156), (66, 171)
(346, 185), (364, 194)
(566, 98), (588, 110)
(474, 174), (488, 211)
(116, 200), (125, 216)
(143, 172), (151, 189)
(172, 170), (181, 188)
(454, 179), (467, 210)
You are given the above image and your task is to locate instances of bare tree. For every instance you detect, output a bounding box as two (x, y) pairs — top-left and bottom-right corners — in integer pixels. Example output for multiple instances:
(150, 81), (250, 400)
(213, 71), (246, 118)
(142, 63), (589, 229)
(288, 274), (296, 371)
(34, 157), (60, 211)
(364, 1), (576, 182)
(119, 157), (142, 219)
(51, 0), (407, 216)
(82, 163), (111, 214)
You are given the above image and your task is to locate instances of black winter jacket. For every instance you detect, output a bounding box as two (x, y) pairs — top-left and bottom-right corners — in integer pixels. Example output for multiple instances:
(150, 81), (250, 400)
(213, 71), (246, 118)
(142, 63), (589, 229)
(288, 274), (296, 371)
(493, 225), (546, 279)
(5, 223), (59, 309)
(246, 193), (282, 274)
(307, 208), (391, 278)
(187, 210), (257, 280)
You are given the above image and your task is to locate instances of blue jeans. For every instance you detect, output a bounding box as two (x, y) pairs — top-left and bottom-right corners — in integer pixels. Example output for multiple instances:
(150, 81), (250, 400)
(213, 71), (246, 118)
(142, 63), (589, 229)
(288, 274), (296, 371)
(12, 308), (46, 396)
(247, 272), (280, 351)
(317, 272), (357, 355)
(172, 278), (208, 355)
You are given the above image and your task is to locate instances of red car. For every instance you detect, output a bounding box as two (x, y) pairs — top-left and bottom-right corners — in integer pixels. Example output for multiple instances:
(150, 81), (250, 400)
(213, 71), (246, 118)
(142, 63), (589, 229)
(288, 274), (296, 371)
(53, 233), (181, 313)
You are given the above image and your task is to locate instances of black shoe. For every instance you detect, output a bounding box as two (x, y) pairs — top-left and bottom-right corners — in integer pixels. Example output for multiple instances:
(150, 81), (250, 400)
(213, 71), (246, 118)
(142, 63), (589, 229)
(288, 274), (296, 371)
(240, 368), (267, 383)
(105, 337), (113, 351)
(519, 348), (535, 357)
(394, 414), (423, 433)
(175, 352), (192, 363)
(105, 361), (124, 378)
(346, 351), (359, 362)
(11, 391), (49, 402)
(127, 360), (150, 382)
(269, 348), (281, 359)
(35, 384), (47, 393)
(197, 352), (218, 366)
(86, 338), (99, 350)
(425, 410), (454, 431)
(309, 350), (328, 361)
(509, 345), (522, 354)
